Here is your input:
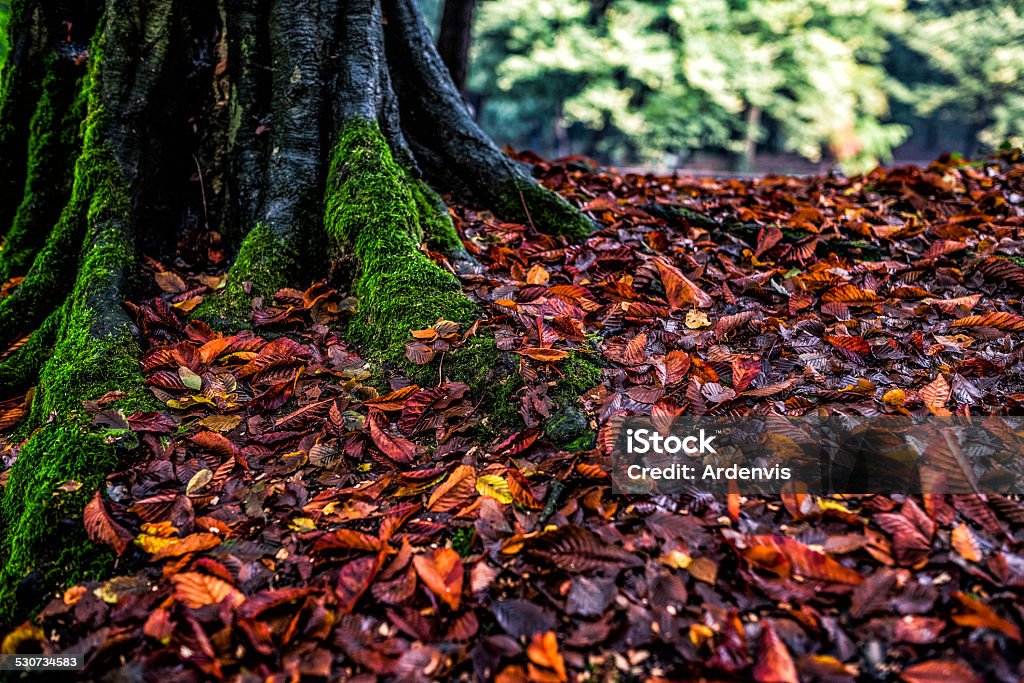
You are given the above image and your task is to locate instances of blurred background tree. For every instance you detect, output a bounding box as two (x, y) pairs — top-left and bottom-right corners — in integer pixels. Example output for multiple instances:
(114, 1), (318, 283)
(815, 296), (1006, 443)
(422, 0), (1024, 174)
(0, 1), (9, 65)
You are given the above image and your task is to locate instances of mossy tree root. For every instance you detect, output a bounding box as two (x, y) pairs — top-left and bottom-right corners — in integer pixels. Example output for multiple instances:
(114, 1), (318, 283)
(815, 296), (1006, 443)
(0, 0), (174, 620)
(325, 118), (478, 362)
(0, 56), (88, 281)
(0, 0), (50, 233)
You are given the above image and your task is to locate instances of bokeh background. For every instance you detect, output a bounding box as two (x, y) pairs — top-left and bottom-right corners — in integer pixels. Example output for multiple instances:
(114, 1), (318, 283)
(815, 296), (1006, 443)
(4, 0), (1023, 174)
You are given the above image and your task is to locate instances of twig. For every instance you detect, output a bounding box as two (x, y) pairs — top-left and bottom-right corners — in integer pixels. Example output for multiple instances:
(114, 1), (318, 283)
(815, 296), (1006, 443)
(193, 154), (209, 229)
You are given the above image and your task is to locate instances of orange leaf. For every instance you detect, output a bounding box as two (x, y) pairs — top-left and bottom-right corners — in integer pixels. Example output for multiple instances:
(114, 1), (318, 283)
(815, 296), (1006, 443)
(516, 348), (569, 362)
(951, 311), (1024, 331)
(951, 524), (982, 563)
(821, 284), (882, 305)
(152, 532), (222, 561)
(952, 592), (1022, 641)
(170, 572), (241, 608)
(901, 660), (982, 683)
(364, 385), (421, 411)
(919, 374), (951, 411)
(745, 535), (862, 584)
(654, 258), (713, 310)
(427, 464), (478, 512)
(412, 547), (463, 610)
(526, 264), (550, 285)
(527, 631), (568, 683)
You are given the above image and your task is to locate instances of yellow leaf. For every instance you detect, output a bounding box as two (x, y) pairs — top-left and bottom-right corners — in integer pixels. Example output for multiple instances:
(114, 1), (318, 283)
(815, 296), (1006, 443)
(476, 475), (513, 504)
(689, 623), (714, 647)
(288, 517), (317, 532)
(526, 264), (550, 285)
(135, 521), (179, 554)
(882, 388), (907, 407)
(659, 548), (692, 569)
(685, 309), (711, 329)
(1, 624), (44, 654)
(185, 469), (213, 495)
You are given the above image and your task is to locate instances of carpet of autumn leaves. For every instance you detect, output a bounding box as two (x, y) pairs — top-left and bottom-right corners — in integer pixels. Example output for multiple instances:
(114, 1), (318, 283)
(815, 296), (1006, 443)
(3, 151), (1024, 681)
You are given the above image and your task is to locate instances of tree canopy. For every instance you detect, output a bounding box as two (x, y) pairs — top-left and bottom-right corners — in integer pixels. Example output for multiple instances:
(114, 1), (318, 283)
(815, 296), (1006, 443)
(454, 0), (1024, 171)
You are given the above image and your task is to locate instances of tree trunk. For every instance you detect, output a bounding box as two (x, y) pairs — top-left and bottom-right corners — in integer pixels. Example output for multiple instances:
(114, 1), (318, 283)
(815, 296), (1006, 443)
(0, 0), (592, 617)
(437, 0), (475, 96)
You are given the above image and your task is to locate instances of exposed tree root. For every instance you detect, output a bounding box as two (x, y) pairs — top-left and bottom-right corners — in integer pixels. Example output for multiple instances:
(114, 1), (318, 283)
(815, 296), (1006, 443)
(0, 1), (174, 617)
(325, 118), (478, 361)
(193, 0), (331, 327)
(382, 0), (594, 239)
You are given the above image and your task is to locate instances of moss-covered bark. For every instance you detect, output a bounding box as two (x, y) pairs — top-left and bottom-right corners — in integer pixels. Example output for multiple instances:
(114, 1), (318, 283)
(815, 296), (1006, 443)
(0, 57), (87, 281)
(0, 3), (169, 617)
(409, 178), (472, 262)
(325, 118), (478, 361)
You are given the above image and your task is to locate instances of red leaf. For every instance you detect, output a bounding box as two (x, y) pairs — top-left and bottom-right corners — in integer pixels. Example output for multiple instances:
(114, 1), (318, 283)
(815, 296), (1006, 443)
(367, 410), (419, 464)
(84, 491), (133, 556)
(753, 621), (798, 683)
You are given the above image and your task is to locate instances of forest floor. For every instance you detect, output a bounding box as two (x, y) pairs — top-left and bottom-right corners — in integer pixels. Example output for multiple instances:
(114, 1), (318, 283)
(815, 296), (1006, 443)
(3, 152), (1024, 682)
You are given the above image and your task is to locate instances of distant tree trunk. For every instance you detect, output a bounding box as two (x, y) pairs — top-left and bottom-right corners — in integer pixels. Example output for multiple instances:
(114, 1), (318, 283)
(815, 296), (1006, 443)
(0, 0), (591, 618)
(437, 0), (475, 96)
(738, 104), (761, 173)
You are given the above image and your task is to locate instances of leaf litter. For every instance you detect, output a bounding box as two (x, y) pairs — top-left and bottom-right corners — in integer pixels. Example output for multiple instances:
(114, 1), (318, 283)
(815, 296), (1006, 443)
(2, 152), (1024, 680)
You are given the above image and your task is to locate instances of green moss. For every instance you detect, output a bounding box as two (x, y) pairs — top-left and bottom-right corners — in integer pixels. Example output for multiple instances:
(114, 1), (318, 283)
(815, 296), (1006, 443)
(0, 42), (153, 620)
(192, 222), (300, 328)
(450, 526), (476, 557)
(0, 48), (112, 342)
(409, 178), (468, 259)
(556, 352), (603, 399)
(325, 118), (478, 362)
(491, 178), (594, 240)
(0, 302), (61, 393)
(1008, 256), (1024, 268)
(0, 426), (119, 618)
(489, 372), (525, 432)
(542, 352), (601, 448)
(0, 56), (87, 281)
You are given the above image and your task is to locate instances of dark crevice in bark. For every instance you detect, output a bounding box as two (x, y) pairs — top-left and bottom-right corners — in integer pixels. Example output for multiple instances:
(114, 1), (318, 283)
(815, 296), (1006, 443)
(437, 0), (475, 96)
(222, 0), (271, 240)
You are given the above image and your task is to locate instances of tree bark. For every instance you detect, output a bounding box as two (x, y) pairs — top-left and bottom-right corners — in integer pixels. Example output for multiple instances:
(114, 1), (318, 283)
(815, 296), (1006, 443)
(0, 0), (593, 618)
(437, 0), (475, 96)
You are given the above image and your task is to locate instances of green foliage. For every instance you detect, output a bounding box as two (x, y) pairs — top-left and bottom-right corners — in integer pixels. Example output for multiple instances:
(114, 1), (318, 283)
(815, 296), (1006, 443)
(0, 1), (8, 66)
(472, 0), (910, 171)
(895, 2), (1024, 151)
(325, 118), (478, 362)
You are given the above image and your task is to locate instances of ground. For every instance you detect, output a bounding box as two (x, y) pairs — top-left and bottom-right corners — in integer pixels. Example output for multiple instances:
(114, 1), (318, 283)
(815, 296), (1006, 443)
(2, 151), (1024, 681)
